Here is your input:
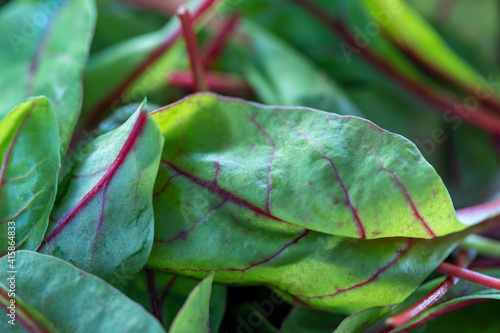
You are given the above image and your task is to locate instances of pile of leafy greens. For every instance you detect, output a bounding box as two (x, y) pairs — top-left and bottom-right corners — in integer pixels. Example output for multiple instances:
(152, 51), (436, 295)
(2, 0), (500, 332)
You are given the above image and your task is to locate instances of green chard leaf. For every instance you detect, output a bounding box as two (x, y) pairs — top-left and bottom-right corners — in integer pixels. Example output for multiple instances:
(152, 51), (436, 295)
(123, 270), (226, 332)
(0, 0), (96, 153)
(39, 101), (164, 288)
(147, 93), (468, 312)
(228, 19), (362, 117)
(0, 251), (165, 333)
(0, 97), (59, 254)
(150, 93), (463, 239)
(169, 272), (215, 333)
(82, 0), (215, 119)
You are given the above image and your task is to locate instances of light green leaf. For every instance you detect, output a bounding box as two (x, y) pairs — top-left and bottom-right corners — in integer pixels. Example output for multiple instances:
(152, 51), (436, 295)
(0, 97), (59, 254)
(39, 101), (164, 288)
(0, 0), (96, 153)
(150, 93), (463, 239)
(147, 93), (470, 312)
(0, 251), (165, 333)
(169, 272), (214, 333)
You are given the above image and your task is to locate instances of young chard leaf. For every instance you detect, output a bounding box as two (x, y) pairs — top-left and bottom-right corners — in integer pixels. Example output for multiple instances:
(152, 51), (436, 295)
(150, 93), (464, 239)
(39, 101), (164, 288)
(123, 270), (226, 332)
(0, 251), (165, 333)
(0, 97), (59, 254)
(0, 0), (96, 153)
(168, 272), (215, 333)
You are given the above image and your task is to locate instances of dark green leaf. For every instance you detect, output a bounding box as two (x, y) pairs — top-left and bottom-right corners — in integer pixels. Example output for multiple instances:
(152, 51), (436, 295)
(0, 251), (165, 332)
(230, 20), (362, 117)
(222, 303), (279, 333)
(91, 0), (167, 53)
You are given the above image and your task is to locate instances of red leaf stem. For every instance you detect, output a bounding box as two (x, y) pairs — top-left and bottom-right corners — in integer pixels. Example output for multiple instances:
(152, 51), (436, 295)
(178, 6), (209, 92)
(385, 250), (473, 328)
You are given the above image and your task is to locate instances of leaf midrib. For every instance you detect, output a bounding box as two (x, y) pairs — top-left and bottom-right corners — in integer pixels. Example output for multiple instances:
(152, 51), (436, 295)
(39, 110), (148, 248)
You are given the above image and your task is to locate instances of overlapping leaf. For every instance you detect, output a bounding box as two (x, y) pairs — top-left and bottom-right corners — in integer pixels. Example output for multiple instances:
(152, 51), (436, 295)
(123, 270), (226, 331)
(0, 97), (59, 254)
(0, 251), (165, 333)
(0, 0), (96, 153)
(39, 101), (164, 287)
